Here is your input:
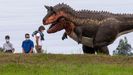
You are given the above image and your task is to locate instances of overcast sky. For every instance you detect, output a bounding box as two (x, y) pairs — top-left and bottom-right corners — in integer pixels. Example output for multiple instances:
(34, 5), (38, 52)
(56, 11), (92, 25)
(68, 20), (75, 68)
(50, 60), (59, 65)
(0, 0), (133, 54)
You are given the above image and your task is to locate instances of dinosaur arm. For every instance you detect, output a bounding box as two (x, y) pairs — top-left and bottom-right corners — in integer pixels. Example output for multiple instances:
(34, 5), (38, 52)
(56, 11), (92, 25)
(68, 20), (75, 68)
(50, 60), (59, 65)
(62, 32), (68, 40)
(74, 27), (82, 44)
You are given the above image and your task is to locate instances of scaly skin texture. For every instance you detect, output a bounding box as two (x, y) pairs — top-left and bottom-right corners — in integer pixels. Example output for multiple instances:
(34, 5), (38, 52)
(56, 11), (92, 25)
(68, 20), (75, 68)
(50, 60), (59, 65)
(43, 3), (133, 55)
(52, 17), (108, 54)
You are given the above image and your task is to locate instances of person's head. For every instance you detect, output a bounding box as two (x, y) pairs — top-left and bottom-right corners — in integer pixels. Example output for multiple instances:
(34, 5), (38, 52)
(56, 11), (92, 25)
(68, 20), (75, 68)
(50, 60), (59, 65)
(5, 35), (10, 43)
(38, 26), (45, 32)
(25, 33), (30, 40)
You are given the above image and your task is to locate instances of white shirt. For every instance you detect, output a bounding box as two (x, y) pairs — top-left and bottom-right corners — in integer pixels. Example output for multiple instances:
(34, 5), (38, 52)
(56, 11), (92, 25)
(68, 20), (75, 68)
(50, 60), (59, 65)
(35, 33), (42, 46)
(3, 42), (14, 51)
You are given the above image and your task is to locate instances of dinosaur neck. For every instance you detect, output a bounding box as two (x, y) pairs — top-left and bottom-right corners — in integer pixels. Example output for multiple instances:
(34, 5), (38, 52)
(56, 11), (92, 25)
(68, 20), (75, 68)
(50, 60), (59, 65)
(63, 12), (110, 26)
(64, 22), (75, 35)
(68, 15), (100, 25)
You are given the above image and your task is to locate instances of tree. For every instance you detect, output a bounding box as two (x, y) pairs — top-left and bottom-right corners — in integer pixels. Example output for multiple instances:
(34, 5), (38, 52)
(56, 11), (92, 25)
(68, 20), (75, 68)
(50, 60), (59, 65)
(113, 37), (133, 56)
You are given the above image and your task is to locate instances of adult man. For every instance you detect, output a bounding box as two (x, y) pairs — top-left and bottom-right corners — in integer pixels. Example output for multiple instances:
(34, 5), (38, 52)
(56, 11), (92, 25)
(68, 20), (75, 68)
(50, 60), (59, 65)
(3, 35), (15, 53)
(22, 33), (34, 53)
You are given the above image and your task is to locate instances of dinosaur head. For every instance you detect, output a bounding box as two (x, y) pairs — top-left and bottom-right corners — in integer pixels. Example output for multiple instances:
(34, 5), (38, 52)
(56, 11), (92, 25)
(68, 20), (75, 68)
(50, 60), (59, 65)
(43, 5), (65, 25)
(43, 3), (76, 34)
(47, 17), (74, 34)
(43, 3), (73, 25)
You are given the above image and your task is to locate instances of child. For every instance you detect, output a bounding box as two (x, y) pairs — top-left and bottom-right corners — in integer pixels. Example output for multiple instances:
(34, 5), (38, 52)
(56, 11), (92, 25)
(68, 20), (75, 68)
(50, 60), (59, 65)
(3, 35), (15, 53)
(22, 33), (34, 53)
(32, 26), (45, 53)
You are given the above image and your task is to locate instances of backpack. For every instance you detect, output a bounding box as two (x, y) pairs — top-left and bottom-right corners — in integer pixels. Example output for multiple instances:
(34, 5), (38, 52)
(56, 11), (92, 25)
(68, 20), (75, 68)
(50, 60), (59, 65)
(32, 30), (38, 37)
(32, 30), (45, 41)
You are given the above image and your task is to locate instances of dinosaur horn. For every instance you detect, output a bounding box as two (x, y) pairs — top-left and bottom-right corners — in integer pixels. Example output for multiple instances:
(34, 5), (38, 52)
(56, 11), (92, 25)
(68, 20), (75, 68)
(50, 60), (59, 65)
(44, 5), (54, 11)
(44, 5), (51, 10)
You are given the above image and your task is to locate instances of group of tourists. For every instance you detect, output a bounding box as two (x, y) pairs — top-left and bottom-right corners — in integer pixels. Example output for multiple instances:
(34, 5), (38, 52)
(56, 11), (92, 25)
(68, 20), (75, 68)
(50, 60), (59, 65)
(2, 26), (45, 54)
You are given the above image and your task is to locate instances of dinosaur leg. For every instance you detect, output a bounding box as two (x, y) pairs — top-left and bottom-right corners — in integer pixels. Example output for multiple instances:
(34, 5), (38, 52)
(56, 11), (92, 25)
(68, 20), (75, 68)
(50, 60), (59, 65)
(96, 46), (109, 55)
(94, 23), (118, 55)
(82, 45), (95, 54)
(101, 46), (109, 54)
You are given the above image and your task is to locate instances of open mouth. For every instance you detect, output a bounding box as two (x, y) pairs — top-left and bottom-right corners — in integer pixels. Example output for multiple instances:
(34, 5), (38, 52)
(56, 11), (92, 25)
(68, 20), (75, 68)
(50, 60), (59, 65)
(47, 22), (64, 33)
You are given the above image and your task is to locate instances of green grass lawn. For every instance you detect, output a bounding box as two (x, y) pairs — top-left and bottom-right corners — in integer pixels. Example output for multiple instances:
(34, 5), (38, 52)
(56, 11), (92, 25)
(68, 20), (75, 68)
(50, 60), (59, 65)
(0, 54), (133, 75)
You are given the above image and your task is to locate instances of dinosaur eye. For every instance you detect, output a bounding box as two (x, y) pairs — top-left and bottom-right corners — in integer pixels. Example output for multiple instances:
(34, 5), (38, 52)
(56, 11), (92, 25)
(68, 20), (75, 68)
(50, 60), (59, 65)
(53, 11), (56, 15)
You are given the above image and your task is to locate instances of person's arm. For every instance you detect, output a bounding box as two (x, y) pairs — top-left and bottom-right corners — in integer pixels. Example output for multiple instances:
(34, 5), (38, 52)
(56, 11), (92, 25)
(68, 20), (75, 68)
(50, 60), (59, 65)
(22, 42), (25, 53)
(3, 44), (5, 51)
(36, 33), (40, 47)
(36, 36), (39, 46)
(22, 48), (25, 53)
(29, 48), (33, 53)
(29, 41), (34, 53)
(10, 43), (15, 53)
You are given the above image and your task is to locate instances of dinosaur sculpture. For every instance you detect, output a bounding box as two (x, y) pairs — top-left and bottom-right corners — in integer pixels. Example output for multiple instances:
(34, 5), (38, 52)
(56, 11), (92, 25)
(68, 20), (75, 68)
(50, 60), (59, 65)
(43, 3), (133, 55)
(49, 17), (98, 54)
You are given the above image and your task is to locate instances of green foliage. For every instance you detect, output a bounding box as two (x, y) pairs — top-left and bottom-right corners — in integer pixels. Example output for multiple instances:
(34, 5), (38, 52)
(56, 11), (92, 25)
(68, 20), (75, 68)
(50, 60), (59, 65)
(114, 37), (133, 56)
(117, 37), (128, 51)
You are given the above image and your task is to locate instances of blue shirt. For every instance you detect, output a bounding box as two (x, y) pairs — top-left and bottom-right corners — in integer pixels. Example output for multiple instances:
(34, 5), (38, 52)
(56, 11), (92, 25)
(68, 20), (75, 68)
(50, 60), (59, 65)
(22, 39), (34, 53)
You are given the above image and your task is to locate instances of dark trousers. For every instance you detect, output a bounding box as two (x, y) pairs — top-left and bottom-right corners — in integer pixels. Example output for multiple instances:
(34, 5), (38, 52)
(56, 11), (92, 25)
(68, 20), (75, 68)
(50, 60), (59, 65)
(24, 50), (33, 53)
(5, 50), (13, 53)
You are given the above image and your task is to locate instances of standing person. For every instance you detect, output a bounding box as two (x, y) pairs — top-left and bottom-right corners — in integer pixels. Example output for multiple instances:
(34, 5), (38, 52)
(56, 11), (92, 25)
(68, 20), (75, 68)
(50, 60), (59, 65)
(22, 33), (34, 54)
(3, 35), (15, 53)
(33, 26), (45, 53)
